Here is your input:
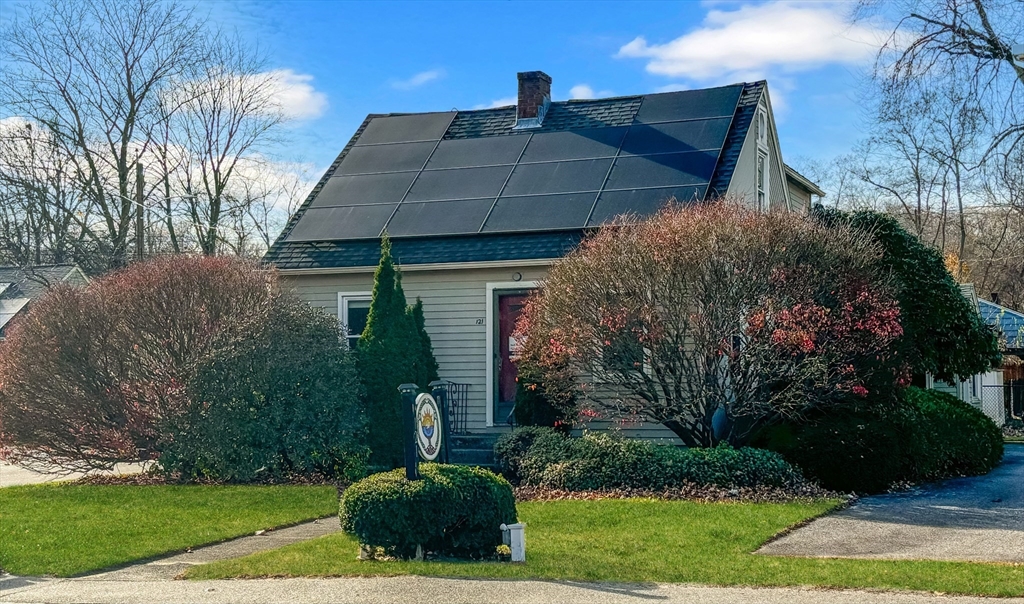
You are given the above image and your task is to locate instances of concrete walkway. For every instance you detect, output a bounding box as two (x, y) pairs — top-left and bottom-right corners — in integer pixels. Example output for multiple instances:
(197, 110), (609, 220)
(82, 517), (344, 581)
(759, 445), (1024, 563)
(1, 576), (1020, 604)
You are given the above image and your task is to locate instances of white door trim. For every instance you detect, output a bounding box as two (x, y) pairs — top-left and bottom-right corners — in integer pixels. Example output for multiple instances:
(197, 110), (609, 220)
(485, 281), (538, 427)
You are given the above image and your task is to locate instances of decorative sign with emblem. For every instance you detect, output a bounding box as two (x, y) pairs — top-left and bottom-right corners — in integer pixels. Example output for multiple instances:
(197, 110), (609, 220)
(414, 392), (442, 461)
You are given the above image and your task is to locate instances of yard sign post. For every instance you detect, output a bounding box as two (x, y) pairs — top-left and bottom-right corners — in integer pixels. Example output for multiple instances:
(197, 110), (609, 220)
(398, 384), (420, 480)
(429, 380), (451, 464)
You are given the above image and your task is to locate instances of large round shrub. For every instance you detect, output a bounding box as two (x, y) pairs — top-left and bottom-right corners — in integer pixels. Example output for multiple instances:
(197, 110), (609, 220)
(159, 301), (367, 482)
(753, 408), (911, 493)
(340, 464), (517, 559)
(0, 256), (367, 479)
(756, 386), (1003, 493)
(902, 387), (1003, 478)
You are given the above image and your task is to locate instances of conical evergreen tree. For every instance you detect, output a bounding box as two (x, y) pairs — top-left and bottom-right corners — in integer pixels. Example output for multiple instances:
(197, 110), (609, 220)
(410, 298), (440, 388)
(357, 235), (419, 468)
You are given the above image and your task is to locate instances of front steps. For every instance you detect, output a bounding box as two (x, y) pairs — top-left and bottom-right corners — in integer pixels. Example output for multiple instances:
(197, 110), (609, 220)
(448, 433), (502, 468)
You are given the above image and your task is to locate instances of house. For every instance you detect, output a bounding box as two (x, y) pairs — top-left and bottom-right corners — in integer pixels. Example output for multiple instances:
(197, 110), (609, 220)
(265, 71), (812, 442)
(925, 284), (1006, 425)
(979, 296), (1024, 421)
(0, 264), (89, 339)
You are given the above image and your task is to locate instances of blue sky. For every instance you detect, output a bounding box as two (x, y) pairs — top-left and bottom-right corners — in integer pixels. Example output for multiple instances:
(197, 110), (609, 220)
(205, 1), (890, 174)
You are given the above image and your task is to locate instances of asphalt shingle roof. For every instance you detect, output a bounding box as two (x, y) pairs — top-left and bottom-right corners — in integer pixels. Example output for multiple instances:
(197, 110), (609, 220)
(0, 265), (82, 300)
(980, 299), (1024, 351)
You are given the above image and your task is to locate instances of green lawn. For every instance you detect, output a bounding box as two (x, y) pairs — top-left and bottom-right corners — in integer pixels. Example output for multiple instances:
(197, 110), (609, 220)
(0, 483), (337, 577)
(187, 499), (1023, 597)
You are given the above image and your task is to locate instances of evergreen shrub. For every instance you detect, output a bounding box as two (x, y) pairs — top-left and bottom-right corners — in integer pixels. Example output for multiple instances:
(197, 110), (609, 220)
(495, 429), (803, 490)
(756, 386), (1003, 493)
(339, 464), (516, 559)
(161, 302), (368, 482)
(357, 236), (439, 468)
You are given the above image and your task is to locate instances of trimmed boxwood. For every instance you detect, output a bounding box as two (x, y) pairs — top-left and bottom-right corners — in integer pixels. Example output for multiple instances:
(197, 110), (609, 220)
(755, 386), (1004, 493)
(339, 464), (516, 559)
(495, 429), (803, 490)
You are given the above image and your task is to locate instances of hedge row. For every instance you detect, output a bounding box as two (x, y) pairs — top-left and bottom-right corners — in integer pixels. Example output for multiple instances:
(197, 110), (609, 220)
(494, 428), (804, 491)
(755, 386), (1004, 493)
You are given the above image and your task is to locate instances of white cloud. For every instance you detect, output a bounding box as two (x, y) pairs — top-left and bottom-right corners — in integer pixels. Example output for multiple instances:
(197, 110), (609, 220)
(616, 2), (886, 82)
(568, 84), (615, 100)
(391, 69), (446, 90)
(264, 69), (328, 120)
(570, 84), (597, 99)
(472, 97), (517, 110)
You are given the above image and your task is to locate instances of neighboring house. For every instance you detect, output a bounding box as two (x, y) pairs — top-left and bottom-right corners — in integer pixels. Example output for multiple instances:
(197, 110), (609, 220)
(265, 71), (813, 440)
(925, 284), (1005, 425)
(979, 296), (1024, 421)
(0, 265), (89, 339)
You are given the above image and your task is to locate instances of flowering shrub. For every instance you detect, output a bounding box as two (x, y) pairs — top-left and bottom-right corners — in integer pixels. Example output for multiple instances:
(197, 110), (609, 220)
(519, 201), (902, 447)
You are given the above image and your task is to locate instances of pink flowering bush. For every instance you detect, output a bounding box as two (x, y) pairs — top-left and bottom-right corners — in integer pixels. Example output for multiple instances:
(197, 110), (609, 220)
(520, 200), (904, 447)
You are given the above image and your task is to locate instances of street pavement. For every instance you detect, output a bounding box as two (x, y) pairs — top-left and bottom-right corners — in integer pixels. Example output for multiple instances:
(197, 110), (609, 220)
(1, 576), (1020, 604)
(758, 444), (1024, 562)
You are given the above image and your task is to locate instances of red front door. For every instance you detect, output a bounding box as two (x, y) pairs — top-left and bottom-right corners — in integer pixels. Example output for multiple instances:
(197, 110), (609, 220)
(496, 294), (528, 420)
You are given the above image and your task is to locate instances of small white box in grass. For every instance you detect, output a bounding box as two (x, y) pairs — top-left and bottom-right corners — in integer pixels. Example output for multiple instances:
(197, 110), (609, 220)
(500, 523), (526, 562)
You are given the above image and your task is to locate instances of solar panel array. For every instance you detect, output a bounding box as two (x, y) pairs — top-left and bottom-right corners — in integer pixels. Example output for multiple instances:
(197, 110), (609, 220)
(286, 85), (743, 242)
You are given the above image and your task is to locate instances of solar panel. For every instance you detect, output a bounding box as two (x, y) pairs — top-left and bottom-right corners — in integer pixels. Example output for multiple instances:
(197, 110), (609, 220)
(426, 135), (529, 169)
(605, 152), (718, 190)
(519, 127), (627, 162)
(310, 172), (418, 207)
(633, 86), (741, 123)
(335, 141), (435, 175)
(288, 87), (745, 243)
(483, 193), (597, 232)
(286, 205), (398, 241)
(501, 158), (613, 196)
(587, 186), (706, 226)
(356, 113), (455, 145)
(384, 199), (495, 237)
(405, 165), (513, 202)
(619, 118), (731, 156)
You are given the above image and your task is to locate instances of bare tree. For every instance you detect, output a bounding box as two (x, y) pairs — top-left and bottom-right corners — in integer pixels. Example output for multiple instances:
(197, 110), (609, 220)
(152, 35), (285, 256)
(862, 0), (1023, 157)
(1, 0), (305, 269)
(0, 0), (206, 269)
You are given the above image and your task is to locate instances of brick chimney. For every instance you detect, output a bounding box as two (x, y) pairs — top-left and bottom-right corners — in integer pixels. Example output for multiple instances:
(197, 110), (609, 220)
(515, 71), (551, 129)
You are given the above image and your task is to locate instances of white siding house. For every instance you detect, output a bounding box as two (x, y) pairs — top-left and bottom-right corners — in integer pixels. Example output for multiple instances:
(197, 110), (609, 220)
(269, 72), (809, 442)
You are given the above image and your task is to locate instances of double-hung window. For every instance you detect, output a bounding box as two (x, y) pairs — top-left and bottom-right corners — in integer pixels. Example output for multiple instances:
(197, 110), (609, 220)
(339, 293), (372, 349)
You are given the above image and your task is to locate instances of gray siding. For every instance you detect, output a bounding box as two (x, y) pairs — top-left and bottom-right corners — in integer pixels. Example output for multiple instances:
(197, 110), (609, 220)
(283, 265), (547, 432)
(282, 263), (684, 442)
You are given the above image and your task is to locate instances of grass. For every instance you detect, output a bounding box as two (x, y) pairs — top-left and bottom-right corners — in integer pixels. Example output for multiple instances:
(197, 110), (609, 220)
(0, 483), (337, 577)
(186, 499), (1023, 597)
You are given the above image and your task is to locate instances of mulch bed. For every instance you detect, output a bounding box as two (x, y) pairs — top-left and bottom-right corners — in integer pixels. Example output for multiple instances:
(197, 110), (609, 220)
(70, 471), (845, 504)
(513, 482), (847, 504)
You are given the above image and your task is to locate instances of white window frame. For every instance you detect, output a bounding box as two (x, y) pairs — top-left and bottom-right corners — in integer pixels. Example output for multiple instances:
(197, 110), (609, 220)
(485, 281), (538, 427)
(338, 291), (372, 349)
(757, 151), (768, 210)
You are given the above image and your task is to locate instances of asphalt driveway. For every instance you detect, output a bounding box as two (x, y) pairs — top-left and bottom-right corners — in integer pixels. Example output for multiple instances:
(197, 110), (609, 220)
(758, 444), (1024, 563)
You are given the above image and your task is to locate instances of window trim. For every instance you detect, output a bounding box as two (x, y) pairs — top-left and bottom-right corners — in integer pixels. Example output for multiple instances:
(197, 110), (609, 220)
(338, 291), (372, 348)
(756, 151), (768, 210)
